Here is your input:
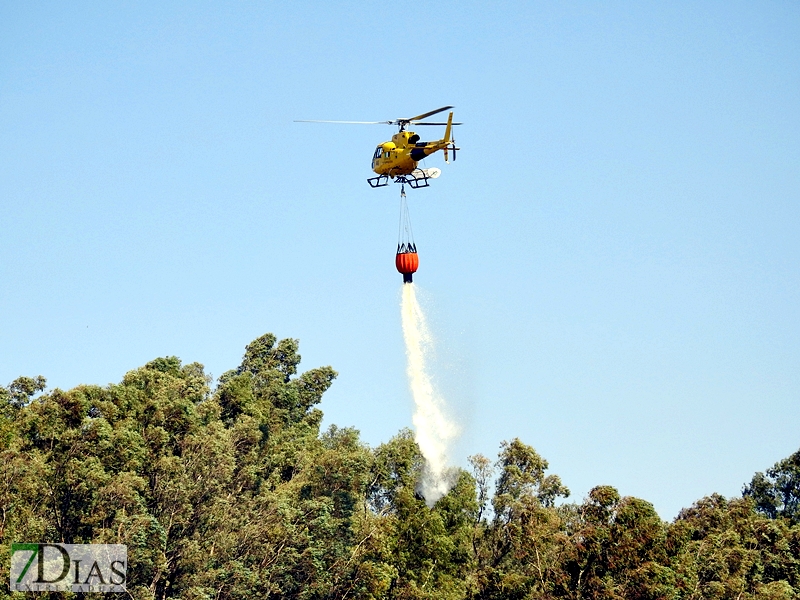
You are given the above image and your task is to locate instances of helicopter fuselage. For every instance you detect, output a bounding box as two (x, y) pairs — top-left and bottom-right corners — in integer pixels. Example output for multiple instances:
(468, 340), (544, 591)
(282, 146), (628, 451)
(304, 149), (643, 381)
(371, 130), (452, 177)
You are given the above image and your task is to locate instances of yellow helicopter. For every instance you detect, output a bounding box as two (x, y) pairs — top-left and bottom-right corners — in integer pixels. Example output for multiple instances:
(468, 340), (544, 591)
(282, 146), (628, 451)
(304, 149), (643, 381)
(296, 106), (460, 188)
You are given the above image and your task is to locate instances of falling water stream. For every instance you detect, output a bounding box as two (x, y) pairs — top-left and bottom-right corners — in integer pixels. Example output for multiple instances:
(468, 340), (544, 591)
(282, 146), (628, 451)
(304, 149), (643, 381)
(400, 283), (459, 506)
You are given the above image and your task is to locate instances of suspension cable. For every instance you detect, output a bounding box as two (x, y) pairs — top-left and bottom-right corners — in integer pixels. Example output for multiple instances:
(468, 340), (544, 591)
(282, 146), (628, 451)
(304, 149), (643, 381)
(397, 184), (416, 253)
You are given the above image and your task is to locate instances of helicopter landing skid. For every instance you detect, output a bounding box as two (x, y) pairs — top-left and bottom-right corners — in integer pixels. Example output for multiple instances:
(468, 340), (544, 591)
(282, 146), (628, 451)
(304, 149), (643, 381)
(367, 175), (390, 188)
(397, 174), (431, 189)
(367, 173), (431, 189)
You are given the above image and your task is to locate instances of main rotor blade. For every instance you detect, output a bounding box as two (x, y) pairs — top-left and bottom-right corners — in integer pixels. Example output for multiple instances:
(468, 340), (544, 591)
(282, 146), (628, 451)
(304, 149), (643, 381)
(403, 106), (454, 122)
(294, 120), (391, 125)
(410, 122), (463, 126)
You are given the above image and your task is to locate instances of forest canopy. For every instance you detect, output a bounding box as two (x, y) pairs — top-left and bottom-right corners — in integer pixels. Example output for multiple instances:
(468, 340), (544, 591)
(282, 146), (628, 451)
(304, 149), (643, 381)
(1, 333), (798, 599)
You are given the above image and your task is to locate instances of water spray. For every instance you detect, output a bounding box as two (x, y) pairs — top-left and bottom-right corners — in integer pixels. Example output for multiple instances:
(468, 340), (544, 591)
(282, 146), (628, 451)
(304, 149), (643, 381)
(400, 284), (459, 506)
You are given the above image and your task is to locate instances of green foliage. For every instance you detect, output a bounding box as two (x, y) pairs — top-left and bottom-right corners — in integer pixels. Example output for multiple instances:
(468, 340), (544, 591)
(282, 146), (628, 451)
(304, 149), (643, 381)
(1, 336), (799, 600)
(0, 375), (46, 412)
(669, 494), (800, 599)
(744, 449), (800, 524)
(561, 486), (671, 600)
(493, 438), (570, 519)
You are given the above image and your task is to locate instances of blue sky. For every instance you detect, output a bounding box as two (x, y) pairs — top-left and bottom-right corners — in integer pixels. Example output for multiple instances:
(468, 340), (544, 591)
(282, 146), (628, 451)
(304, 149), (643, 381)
(1, 1), (798, 519)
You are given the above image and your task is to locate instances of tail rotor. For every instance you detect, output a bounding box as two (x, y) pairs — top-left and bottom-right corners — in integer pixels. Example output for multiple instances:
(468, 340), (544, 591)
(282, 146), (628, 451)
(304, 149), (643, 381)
(445, 140), (458, 163)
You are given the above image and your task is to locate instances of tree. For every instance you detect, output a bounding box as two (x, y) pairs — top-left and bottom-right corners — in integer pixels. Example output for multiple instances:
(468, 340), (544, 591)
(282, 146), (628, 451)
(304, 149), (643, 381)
(668, 494), (800, 600)
(493, 438), (570, 521)
(744, 449), (800, 524)
(0, 375), (46, 411)
(471, 440), (571, 600)
(550, 486), (675, 600)
(3, 334), (800, 600)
